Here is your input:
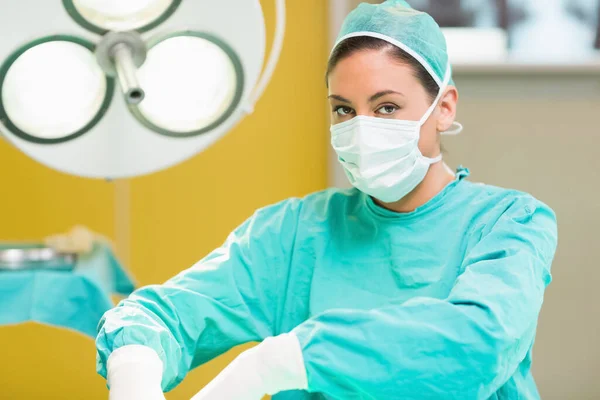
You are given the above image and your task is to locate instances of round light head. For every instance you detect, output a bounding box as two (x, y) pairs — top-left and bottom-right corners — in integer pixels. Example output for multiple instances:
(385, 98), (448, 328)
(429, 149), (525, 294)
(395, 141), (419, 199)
(64, 0), (182, 33)
(0, 37), (113, 143)
(133, 32), (243, 136)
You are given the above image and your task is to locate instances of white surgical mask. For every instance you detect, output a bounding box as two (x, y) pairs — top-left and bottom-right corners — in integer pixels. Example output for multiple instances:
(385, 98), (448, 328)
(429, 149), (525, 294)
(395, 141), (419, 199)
(330, 66), (460, 203)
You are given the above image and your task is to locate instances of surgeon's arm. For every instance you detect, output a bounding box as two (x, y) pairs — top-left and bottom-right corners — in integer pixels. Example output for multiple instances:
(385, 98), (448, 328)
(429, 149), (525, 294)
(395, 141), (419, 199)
(293, 197), (557, 399)
(96, 199), (303, 392)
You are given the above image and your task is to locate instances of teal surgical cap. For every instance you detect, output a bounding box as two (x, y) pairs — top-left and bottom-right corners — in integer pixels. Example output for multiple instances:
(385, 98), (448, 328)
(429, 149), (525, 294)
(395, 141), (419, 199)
(334, 0), (454, 88)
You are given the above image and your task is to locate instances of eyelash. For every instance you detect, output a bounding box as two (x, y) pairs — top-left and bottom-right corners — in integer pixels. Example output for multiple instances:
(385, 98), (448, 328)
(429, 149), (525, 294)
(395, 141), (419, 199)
(377, 104), (398, 115)
(333, 106), (354, 116)
(332, 104), (399, 117)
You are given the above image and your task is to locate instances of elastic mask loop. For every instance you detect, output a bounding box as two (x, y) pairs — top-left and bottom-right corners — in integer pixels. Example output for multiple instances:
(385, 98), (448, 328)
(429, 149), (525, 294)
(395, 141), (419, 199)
(419, 62), (452, 126)
(441, 121), (463, 135)
(425, 153), (443, 164)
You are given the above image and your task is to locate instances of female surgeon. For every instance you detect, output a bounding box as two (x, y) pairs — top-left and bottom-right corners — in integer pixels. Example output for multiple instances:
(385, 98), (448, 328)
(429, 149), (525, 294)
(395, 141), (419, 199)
(97, 1), (558, 399)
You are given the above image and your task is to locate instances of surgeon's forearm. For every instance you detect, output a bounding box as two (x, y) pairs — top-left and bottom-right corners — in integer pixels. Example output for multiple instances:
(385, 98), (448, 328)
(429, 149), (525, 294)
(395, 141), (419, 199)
(96, 256), (279, 391)
(293, 300), (527, 399)
(97, 282), (266, 391)
(292, 250), (548, 399)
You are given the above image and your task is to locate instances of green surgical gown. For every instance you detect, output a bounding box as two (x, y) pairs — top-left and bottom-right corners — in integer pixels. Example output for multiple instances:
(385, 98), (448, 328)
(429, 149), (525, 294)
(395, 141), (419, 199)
(96, 168), (557, 399)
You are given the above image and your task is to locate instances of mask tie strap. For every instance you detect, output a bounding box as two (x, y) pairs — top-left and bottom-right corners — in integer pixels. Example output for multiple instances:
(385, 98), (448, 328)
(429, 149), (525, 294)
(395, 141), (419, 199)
(419, 62), (452, 126)
(425, 153), (443, 164)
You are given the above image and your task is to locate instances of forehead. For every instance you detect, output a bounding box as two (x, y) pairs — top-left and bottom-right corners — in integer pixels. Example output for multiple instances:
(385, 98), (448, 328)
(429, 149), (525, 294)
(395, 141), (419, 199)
(327, 49), (421, 95)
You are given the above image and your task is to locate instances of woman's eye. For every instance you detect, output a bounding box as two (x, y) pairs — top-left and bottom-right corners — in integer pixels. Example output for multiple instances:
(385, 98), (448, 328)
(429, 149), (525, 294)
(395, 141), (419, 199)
(334, 106), (354, 116)
(377, 105), (398, 115)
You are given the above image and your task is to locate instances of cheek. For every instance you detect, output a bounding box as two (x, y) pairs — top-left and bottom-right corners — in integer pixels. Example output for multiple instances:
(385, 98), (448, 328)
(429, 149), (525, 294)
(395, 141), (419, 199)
(417, 116), (440, 157)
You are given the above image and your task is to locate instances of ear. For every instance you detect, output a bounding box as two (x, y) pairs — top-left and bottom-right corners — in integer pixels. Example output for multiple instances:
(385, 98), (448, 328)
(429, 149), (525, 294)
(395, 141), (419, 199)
(437, 86), (458, 132)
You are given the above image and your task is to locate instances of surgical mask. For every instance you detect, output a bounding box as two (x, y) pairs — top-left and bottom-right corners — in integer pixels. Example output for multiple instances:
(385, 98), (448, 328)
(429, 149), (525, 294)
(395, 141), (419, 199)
(330, 69), (460, 203)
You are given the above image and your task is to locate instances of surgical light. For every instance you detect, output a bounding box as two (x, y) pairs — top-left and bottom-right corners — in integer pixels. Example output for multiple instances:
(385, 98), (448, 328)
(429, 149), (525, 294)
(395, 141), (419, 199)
(0, 0), (286, 178)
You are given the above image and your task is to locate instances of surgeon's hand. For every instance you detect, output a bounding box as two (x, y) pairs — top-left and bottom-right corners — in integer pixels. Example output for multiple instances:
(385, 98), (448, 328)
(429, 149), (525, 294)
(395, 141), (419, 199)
(107, 345), (166, 400)
(191, 333), (308, 400)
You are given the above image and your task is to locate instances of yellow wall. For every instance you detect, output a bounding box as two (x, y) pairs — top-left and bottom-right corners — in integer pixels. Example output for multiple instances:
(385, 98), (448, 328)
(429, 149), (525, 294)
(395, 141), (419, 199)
(0, 0), (328, 398)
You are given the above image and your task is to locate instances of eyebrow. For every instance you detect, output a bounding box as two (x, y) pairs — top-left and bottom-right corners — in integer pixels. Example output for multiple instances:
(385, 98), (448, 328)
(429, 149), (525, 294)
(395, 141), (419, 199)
(327, 94), (351, 103)
(368, 90), (404, 102)
(328, 90), (404, 104)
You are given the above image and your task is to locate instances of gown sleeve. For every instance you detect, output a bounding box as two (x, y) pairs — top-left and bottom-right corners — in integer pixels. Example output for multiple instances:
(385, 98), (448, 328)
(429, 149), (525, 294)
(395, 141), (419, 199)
(96, 198), (303, 391)
(292, 196), (557, 399)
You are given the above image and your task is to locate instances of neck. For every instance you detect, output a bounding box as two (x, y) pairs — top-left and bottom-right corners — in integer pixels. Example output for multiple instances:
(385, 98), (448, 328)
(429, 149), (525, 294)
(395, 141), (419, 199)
(375, 162), (456, 213)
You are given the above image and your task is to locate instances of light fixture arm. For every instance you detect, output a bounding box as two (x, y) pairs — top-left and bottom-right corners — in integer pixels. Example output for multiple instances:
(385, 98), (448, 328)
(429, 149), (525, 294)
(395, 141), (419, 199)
(112, 43), (145, 104)
(96, 31), (147, 105)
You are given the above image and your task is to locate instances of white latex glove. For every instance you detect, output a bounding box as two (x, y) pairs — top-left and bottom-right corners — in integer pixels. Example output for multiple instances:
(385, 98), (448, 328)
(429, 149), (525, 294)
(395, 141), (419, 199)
(107, 345), (166, 400)
(191, 333), (308, 400)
